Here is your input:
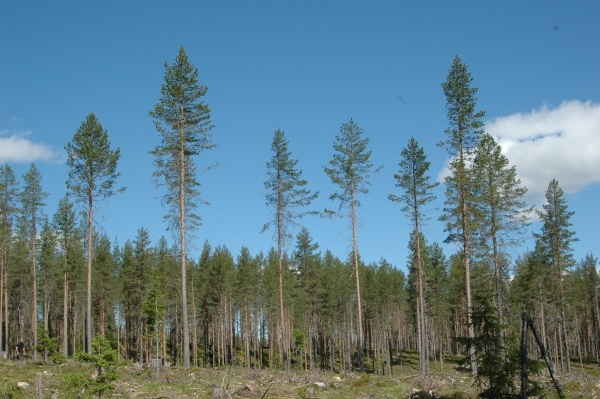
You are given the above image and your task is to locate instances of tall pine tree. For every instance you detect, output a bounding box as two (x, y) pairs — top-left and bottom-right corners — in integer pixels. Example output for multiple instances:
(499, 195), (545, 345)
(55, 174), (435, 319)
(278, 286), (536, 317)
(53, 195), (79, 356)
(534, 179), (577, 375)
(389, 137), (438, 375)
(294, 227), (320, 370)
(66, 113), (124, 353)
(263, 129), (318, 371)
(0, 164), (19, 354)
(438, 56), (485, 376)
(150, 47), (215, 367)
(324, 118), (381, 371)
(20, 163), (48, 360)
(471, 133), (532, 329)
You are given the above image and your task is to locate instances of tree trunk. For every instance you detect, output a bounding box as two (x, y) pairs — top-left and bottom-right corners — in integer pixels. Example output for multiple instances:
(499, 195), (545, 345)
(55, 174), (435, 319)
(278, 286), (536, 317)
(191, 274), (198, 367)
(0, 266), (2, 356)
(557, 260), (572, 375)
(1, 246), (6, 355)
(87, 197), (93, 354)
(519, 313), (529, 399)
(528, 316), (565, 398)
(350, 197), (365, 372)
(243, 300), (250, 368)
(63, 254), (68, 356)
(71, 292), (77, 356)
(415, 223), (428, 376)
(32, 227), (38, 361)
(179, 137), (190, 368)
(461, 192), (477, 376)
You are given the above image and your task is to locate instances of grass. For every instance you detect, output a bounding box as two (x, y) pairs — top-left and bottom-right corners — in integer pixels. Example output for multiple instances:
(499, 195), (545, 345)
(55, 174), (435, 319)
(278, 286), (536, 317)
(0, 353), (598, 398)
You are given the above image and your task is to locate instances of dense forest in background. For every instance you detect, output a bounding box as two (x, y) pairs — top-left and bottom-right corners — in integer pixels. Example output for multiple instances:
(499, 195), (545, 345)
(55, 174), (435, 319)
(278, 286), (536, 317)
(0, 49), (598, 396)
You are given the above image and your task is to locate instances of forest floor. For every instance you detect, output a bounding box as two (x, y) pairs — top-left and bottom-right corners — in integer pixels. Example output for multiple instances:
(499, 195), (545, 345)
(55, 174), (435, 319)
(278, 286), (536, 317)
(1, 353), (599, 398)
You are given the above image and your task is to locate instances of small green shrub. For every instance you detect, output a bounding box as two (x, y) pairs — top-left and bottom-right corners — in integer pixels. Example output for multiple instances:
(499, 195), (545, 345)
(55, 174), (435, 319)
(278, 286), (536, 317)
(349, 373), (370, 387)
(36, 327), (65, 364)
(75, 336), (120, 398)
(0, 384), (26, 399)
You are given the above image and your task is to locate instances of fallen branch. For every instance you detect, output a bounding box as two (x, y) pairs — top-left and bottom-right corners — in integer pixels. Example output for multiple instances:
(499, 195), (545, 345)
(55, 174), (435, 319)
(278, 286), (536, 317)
(392, 374), (419, 381)
(230, 383), (253, 395)
(260, 383), (273, 399)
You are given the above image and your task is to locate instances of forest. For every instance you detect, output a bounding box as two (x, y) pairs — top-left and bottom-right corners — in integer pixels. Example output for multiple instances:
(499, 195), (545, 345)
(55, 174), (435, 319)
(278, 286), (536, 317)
(0, 48), (598, 397)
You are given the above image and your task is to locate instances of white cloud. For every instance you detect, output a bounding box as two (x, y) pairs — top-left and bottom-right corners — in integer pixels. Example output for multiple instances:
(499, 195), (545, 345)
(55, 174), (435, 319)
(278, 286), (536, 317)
(486, 100), (600, 204)
(0, 131), (57, 163)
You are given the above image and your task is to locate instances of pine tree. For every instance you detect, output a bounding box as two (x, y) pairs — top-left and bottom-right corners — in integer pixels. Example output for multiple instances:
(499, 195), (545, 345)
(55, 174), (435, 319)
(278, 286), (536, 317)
(117, 240), (135, 360)
(145, 239), (169, 366)
(10, 218), (30, 342)
(263, 129), (318, 371)
(197, 241), (214, 367)
(212, 245), (236, 366)
(424, 242), (450, 368)
(38, 217), (60, 358)
(438, 56), (485, 376)
(573, 254), (599, 362)
(324, 118), (382, 371)
(468, 292), (517, 398)
(152, 237), (178, 364)
(20, 163), (48, 360)
(236, 246), (259, 368)
(133, 228), (152, 363)
(93, 234), (115, 339)
(294, 227), (320, 370)
(471, 133), (532, 332)
(534, 179), (577, 375)
(389, 137), (438, 375)
(66, 113), (125, 353)
(53, 195), (79, 356)
(0, 164), (19, 354)
(149, 47), (215, 367)
(77, 336), (119, 398)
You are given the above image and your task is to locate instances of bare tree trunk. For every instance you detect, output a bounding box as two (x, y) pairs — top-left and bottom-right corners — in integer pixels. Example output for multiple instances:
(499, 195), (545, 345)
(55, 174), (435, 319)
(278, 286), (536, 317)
(492, 227), (505, 341)
(99, 294), (105, 338)
(461, 193), (476, 376)
(350, 197), (365, 372)
(63, 255), (68, 357)
(3, 272), (7, 355)
(191, 273), (198, 367)
(415, 224), (428, 376)
(0, 252), (3, 356)
(162, 321), (167, 364)
(527, 315), (565, 398)
(179, 139), (190, 368)
(86, 198), (93, 354)
(574, 312), (583, 371)
(230, 298), (235, 365)
(596, 288), (600, 363)
(257, 303), (263, 369)
(277, 245), (290, 371)
(519, 313), (528, 399)
(557, 268), (572, 375)
(71, 293), (77, 356)
(243, 300), (250, 368)
(32, 228), (38, 361)
(0, 251), (5, 355)
(539, 296), (547, 355)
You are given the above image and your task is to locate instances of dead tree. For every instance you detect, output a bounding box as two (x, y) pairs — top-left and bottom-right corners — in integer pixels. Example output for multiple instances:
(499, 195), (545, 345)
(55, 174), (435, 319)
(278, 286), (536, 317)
(520, 312), (564, 399)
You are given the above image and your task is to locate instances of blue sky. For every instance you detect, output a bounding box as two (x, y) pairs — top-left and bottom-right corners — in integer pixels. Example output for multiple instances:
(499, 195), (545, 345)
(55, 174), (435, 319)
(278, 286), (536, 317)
(1, 1), (599, 271)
